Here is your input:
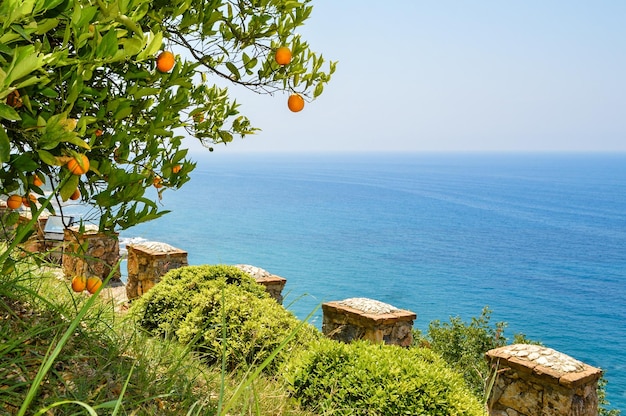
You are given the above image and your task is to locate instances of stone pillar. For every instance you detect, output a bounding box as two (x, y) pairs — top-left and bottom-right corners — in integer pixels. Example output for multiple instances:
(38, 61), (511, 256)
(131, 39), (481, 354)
(0, 207), (43, 251)
(322, 298), (416, 347)
(125, 241), (188, 300)
(63, 226), (121, 281)
(233, 264), (287, 304)
(486, 344), (602, 416)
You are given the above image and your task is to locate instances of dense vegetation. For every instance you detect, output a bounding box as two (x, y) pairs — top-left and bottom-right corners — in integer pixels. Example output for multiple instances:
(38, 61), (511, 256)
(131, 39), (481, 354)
(1, 259), (622, 414)
(129, 265), (320, 373)
(287, 339), (484, 415)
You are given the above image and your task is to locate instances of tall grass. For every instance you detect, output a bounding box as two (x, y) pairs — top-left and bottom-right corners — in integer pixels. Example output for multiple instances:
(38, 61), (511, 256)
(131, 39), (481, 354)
(0, 251), (316, 415)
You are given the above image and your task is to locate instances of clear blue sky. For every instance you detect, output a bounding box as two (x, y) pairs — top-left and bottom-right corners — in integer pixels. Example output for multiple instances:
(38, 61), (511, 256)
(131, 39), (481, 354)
(187, 1), (626, 154)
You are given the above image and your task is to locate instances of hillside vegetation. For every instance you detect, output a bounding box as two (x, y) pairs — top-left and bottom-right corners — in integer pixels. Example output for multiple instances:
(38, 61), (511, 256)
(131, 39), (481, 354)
(1, 261), (619, 415)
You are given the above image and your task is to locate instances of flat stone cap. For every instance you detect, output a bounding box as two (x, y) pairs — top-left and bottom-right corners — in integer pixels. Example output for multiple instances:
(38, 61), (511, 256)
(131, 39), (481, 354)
(323, 298), (416, 325)
(487, 344), (602, 387)
(338, 298), (401, 314)
(234, 264), (286, 283)
(68, 224), (101, 235)
(129, 241), (187, 255)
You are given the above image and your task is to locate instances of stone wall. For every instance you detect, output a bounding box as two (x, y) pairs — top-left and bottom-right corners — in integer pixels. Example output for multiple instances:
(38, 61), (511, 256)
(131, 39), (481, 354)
(234, 264), (287, 304)
(62, 226), (121, 281)
(322, 298), (416, 347)
(125, 241), (188, 300)
(0, 208), (46, 253)
(486, 344), (602, 416)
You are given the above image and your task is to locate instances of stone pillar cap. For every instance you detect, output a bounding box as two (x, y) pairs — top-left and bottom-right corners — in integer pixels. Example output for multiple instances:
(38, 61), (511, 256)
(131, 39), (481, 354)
(234, 264), (286, 282)
(487, 344), (602, 387)
(129, 241), (186, 255)
(323, 298), (417, 325)
(337, 298), (401, 314)
(68, 224), (100, 234)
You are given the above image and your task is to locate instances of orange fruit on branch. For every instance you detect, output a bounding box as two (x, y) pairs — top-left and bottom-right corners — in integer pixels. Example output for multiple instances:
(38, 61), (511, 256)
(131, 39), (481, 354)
(275, 47), (292, 66)
(86, 276), (102, 294)
(6, 194), (22, 210)
(172, 164), (182, 174)
(153, 176), (163, 188)
(32, 175), (44, 187)
(156, 51), (175, 73)
(70, 189), (80, 200)
(71, 276), (87, 292)
(287, 94), (305, 112)
(67, 154), (90, 175)
(22, 194), (37, 207)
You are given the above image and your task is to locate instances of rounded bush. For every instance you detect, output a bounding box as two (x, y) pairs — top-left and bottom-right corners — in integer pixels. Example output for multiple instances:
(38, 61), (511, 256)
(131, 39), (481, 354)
(286, 339), (484, 416)
(130, 264), (319, 372)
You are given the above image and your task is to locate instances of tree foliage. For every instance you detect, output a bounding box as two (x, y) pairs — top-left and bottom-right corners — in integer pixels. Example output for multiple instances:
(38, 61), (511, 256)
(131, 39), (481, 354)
(0, 0), (335, 239)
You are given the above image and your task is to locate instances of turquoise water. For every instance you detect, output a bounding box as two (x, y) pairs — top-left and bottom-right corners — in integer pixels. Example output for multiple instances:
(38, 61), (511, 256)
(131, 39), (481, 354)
(121, 152), (626, 410)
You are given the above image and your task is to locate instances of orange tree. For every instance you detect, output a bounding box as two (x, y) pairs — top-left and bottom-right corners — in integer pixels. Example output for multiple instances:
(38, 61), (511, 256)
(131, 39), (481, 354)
(0, 0), (335, 262)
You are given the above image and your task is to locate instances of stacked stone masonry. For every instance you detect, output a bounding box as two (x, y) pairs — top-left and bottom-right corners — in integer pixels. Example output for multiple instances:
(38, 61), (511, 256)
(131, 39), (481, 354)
(234, 264), (287, 304)
(486, 344), (602, 416)
(322, 298), (416, 347)
(125, 241), (188, 300)
(63, 226), (121, 281)
(0, 208), (48, 255)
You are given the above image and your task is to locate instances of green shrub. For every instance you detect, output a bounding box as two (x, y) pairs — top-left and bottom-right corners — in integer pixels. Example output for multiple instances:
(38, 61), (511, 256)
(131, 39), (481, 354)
(130, 264), (320, 372)
(286, 339), (484, 416)
(422, 306), (507, 397)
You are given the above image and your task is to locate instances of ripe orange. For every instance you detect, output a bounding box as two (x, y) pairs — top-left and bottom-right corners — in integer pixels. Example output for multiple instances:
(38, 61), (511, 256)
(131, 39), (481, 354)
(172, 164), (182, 174)
(287, 94), (305, 112)
(22, 194), (37, 207)
(86, 276), (102, 294)
(71, 276), (87, 292)
(153, 176), (163, 188)
(6, 194), (22, 210)
(33, 175), (44, 187)
(95, 129), (103, 137)
(67, 154), (90, 175)
(275, 47), (292, 66)
(156, 51), (175, 73)
(70, 189), (80, 200)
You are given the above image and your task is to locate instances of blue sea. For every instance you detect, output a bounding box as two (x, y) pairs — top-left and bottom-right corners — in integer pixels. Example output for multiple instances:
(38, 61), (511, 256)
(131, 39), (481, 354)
(119, 152), (625, 410)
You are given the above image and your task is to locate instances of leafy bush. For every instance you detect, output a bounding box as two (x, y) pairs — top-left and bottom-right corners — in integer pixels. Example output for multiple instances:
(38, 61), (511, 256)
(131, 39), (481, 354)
(418, 306), (508, 397)
(286, 339), (484, 416)
(130, 264), (320, 372)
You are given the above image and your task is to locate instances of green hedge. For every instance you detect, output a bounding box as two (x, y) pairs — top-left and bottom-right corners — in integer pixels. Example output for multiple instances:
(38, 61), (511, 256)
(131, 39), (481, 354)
(130, 265), (319, 372)
(287, 339), (484, 416)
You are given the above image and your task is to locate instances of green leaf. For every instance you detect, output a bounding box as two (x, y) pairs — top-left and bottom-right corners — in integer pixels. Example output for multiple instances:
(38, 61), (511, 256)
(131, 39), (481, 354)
(0, 126), (9, 163)
(97, 29), (119, 59)
(225, 62), (240, 80)
(62, 133), (91, 149)
(35, 18), (60, 34)
(3, 211), (20, 227)
(313, 82), (324, 98)
(39, 87), (58, 98)
(137, 31), (162, 60)
(5, 46), (43, 85)
(114, 106), (133, 120)
(218, 131), (233, 143)
(131, 87), (160, 99)
(171, 148), (188, 162)
(0, 102), (21, 121)
(60, 174), (79, 201)
(38, 149), (59, 166)
(12, 153), (39, 171)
